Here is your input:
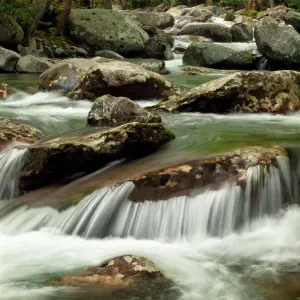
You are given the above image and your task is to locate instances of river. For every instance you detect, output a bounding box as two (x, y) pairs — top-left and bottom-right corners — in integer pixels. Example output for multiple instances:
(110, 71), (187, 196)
(1, 59), (300, 300)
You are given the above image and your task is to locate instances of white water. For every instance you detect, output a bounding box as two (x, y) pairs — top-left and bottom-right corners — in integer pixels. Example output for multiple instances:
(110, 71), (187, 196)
(0, 147), (27, 200)
(2, 206), (300, 300)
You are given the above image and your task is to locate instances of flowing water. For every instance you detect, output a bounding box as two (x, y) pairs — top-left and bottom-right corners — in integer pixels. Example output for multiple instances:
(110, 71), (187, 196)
(2, 63), (300, 300)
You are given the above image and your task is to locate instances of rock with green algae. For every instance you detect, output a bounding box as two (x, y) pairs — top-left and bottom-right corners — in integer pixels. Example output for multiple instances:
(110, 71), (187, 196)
(71, 58), (176, 101)
(149, 70), (300, 114)
(19, 122), (175, 191)
(127, 146), (287, 201)
(0, 117), (43, 149)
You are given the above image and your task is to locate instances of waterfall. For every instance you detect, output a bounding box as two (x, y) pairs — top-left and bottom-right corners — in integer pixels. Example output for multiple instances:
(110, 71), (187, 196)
(0, 155), (294, 240)
(0, 147), (27, 201)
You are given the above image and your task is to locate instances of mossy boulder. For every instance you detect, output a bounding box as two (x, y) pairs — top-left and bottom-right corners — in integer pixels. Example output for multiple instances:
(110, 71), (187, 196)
(0, 117), (43, 149)
(19, 122), (175, 191)
(150, 70), (300, 113)
(0, 14), (24, 49)
(88, 95), (161, 127)
(71, 58), (176, 101)
(68, 9), (149, 56)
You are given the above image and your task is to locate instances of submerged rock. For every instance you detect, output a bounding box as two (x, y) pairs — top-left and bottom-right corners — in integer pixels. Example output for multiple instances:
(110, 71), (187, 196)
(254, 17), (300, 69)
(88, 95), (161, 127)
(68, 9), (149, 56)
(128, 146), (287, 201)
(19, 122), (175, 191)
(151, 70), (300, 114)
(0, 117), (43, 149)
(51, 256), (164, 286)
(183, 42), (253, 70)
(0, 46), (20, 72)
(178, 23), (232, 42)
(71, 58), (175, 101)
(16, 55), (53, 73)
(0, 83), (8, 100)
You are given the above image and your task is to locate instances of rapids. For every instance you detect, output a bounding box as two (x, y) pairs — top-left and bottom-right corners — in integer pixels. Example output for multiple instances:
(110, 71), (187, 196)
(2, 64), (300, 300)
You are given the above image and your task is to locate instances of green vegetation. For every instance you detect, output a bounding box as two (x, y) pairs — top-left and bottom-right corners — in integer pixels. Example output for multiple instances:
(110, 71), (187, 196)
(218, 0), (247, 9)
(0, 0), (36, 28)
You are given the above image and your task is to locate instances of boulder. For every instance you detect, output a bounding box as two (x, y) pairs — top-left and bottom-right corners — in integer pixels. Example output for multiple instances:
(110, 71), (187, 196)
(230, 23), (253, 42)
(0, 15), (24, 48)
(125, 11), (174, 29)
(178, 23), (232, 42)
(0, 46), (21, 72)
(19, 122), (174, 191)
(16, 55), (53, 73)
(0, 83), (8, 100)
(254, 17), (300, 68)
(71, 58), (175, 101)
(0, 117), (43, 149)
(143, 26), (173, 60)
(87, 95), (161, 127)
(151, 70), (300, 113)
(68, 9), (149, 56)
(184, 8), (213, 22)
(49, 256), (165, 286)
(285, 10), (300, 33)
(39, 58), (98, 91)
(129, 146), (287, 201)
(183, 42), (253, 70)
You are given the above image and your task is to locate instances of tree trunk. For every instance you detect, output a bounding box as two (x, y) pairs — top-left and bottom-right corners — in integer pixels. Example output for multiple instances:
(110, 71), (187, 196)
(206, 0), (213, 5)
(269, 0), (274, 8)
(58, 0), (72, 36)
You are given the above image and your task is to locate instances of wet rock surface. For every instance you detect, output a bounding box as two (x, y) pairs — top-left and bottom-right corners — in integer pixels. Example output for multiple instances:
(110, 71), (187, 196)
(128, 146), (287, 201)
(71, 58), (176, 101)
(0, 117), (44, 149)
(88, 95), (161, 127)
(19, 122), (175, 191)
(0, 83), (8, 100)
(151, 71), (300, 114)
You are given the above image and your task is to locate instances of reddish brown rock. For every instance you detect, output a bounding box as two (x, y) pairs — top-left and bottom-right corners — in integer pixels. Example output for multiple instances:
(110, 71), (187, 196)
(0, 117), (43, 149)
(128, 146), (287, 201)
(0, 83), (8, 100)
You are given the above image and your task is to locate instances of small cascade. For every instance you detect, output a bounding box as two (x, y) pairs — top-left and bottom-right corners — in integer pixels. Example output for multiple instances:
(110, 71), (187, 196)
(0, 155), (295, 240)
(0, 147), (27, 201)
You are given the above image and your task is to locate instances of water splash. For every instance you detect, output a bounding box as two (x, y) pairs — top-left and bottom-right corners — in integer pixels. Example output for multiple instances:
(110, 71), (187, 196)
(0, 155), (293, 239)
(0, 147), (27, 201)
